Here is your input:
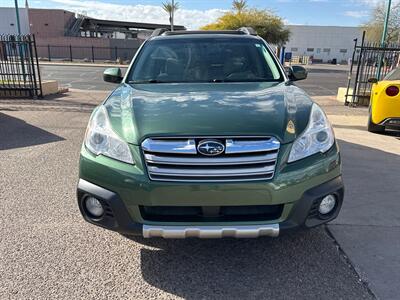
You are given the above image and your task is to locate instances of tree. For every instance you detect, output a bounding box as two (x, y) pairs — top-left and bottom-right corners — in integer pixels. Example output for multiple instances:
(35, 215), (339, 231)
(201, 0), (290, 46)
(363, 2), (400, 43)
(232, 0), (247, 13)
(162, 1), (179, 31)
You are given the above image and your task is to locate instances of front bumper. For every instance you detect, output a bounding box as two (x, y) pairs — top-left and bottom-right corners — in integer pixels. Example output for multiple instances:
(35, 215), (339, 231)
(379, 118), (400, 127)
(77, 142), (343, 238)
(77, 176), (344, 238)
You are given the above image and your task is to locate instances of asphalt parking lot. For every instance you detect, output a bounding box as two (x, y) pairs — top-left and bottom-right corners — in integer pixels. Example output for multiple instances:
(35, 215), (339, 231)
(1, 66), (399, 299)
(0, 106), (372, 299)
(39, 63), (349, 96)
(40, 64), (126, 91)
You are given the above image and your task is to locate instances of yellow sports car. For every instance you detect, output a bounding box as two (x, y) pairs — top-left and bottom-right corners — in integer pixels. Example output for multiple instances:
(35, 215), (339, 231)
(368, 68), (400, 133)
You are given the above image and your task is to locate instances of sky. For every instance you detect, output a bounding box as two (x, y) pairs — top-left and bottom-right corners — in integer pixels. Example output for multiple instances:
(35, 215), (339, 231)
(1, 0), (385, 29)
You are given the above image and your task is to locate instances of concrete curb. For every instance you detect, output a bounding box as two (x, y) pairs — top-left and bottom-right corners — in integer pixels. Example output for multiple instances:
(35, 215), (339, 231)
(68, 88), (111, 94)
(0, 104), (95, 112)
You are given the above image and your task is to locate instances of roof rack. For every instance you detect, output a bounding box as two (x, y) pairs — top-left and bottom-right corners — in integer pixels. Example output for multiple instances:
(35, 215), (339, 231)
(151, 28), (169, 37)
(238, 27), (257, 36)
(151, 27), (257, 37)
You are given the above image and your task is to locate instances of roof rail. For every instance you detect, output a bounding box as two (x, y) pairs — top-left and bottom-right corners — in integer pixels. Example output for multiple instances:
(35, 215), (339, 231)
(151, 28), (170, 37)
(164, 30), (242, 36)
(151, 27), (258, 37)
(238, 27), (257, 35)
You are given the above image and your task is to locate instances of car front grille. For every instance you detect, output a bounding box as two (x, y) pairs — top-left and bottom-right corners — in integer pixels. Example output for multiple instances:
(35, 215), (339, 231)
(141, 136), (280, 182)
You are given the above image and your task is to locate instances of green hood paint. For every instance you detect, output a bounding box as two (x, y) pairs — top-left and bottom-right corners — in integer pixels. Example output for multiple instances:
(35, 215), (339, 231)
(104, 82), (313, 145)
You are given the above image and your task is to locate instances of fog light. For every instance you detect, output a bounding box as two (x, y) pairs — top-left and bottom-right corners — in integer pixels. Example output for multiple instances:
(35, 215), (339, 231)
(318, 194), (336, 215)
(84, 197), (104, 218)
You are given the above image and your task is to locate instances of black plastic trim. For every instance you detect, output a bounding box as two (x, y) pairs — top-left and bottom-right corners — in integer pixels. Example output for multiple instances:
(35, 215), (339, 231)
(280, 176), (344, 234)
(77, 179), (142, 235)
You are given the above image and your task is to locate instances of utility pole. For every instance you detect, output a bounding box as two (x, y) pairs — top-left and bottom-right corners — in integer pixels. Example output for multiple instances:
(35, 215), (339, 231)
(15, 0), (27, 81)
(171, 0), (175, 31)
(377, 0), (392, 79)
(14, 0), (22, 35)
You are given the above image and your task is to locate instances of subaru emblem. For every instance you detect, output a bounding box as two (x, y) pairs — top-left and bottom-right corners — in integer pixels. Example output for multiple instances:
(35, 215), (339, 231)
(197, 140), (225, 156)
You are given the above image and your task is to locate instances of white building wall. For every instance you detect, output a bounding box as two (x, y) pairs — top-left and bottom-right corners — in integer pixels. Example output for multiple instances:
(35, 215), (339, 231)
(285, 25), (363, 63)
(0, 7), (30, 35)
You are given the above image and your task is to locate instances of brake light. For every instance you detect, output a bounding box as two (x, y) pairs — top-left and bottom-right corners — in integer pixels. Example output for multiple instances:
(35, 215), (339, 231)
(386, 86), (399, 97)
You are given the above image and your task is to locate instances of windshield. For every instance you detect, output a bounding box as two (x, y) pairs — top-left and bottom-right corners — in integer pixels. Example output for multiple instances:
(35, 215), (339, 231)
(384, 67), (400, 81)
(128, 37), (283, 83)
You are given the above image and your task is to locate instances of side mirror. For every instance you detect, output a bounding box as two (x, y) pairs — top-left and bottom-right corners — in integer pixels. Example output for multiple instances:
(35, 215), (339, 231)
(368, 77), (378, 84)
(103, 68), (123, 83)
(288, 65), (308, 81)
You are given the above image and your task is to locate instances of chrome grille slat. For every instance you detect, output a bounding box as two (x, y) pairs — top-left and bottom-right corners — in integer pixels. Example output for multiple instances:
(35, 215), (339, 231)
(144, 152), (278, 165)
(147, 165), (275, 177)
(225, 139), (280, 154)
(147, 175), (273, 183)
(142, 138), (197, 154)
(148, 175), (274, 183)
(142, 137), (280, 182)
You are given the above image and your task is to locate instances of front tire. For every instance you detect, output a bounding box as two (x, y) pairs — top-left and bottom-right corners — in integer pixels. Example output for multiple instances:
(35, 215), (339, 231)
(367, 114), (385, 133)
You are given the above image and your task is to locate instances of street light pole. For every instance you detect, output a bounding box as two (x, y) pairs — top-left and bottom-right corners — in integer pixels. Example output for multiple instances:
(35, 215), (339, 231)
(377, 0), (392, 79)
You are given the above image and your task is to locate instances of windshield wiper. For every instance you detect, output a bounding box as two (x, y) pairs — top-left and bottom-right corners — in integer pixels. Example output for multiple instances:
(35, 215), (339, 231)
(208, 78), (282, 83)
(129, 79), (166, 84)
(223, 78), (282, 83)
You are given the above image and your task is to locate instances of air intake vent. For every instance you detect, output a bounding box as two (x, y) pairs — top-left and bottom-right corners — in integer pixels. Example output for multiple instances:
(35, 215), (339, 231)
(142, 137), (280, 182)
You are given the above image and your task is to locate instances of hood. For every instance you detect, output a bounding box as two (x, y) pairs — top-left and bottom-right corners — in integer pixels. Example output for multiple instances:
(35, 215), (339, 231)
(104, 82), (313, 145)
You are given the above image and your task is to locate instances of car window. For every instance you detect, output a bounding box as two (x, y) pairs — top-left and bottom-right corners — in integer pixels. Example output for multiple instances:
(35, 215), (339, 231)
(128, 37), (283, 83)
(384, 67), (400, 80)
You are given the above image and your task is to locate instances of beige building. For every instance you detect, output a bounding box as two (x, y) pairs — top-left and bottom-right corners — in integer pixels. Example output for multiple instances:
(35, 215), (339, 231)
(28, 9), (142, 60)
(26, 8), (184, 61)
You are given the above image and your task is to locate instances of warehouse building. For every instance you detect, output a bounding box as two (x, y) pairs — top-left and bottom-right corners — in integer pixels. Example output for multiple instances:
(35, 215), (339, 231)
(0, 7), (30, 35)
(285, 25), (363, 64)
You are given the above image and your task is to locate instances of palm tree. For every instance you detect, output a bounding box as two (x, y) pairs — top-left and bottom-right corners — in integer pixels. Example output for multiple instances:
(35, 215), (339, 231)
(162, 0), (179, 31)
(232, 0), (247, 14)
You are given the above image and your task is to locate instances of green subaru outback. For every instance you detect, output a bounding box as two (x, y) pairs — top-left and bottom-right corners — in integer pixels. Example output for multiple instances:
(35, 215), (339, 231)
(77, 28), (343, 238)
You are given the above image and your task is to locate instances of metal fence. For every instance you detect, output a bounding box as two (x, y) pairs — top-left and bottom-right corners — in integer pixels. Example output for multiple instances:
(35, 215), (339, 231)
(36, 45), (139, 63)
(0, 34), (42, 98)
(346, 31), (400, 106)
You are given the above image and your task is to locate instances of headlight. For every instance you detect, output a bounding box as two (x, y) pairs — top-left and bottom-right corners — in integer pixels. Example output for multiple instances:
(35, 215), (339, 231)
(85, 106), (134, 164)
(288, 104), (334, 163)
